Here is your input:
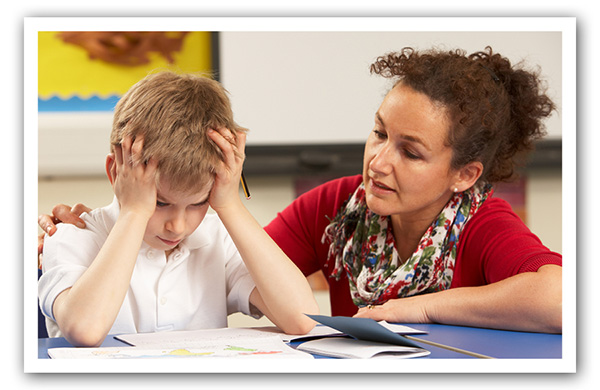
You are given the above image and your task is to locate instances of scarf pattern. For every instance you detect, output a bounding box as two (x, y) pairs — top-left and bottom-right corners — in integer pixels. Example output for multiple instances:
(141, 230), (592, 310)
(322, 182), (492, 307)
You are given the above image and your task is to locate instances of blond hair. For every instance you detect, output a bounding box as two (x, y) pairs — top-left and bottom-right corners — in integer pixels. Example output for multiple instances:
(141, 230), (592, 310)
(111, 71), (246, 194)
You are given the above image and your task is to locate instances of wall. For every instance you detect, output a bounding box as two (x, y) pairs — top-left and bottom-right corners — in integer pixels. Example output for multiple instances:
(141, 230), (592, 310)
(38, 30), (563, 176)
(220, 31), (563, 146)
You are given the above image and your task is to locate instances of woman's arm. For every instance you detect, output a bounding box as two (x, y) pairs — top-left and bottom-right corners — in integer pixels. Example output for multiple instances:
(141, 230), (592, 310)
(355, 264), (562, 333)
(52, 136), (158, 346)
(207, 128), (318, 335)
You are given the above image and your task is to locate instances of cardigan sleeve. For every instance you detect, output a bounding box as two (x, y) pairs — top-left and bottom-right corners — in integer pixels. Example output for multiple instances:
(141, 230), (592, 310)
(264, 175), (363, 277)
(452, 197), (562, 287)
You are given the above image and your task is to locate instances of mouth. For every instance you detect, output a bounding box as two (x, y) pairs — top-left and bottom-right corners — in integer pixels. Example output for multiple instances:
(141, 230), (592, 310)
(369, 178), (395, 193)
(159, 237), (182, 247)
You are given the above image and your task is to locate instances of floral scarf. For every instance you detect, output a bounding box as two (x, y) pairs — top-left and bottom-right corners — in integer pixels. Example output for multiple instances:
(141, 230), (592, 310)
(322, 182), (493, 307)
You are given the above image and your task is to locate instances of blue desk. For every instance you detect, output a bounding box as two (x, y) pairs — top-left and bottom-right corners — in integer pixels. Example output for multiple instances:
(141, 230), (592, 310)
(38, 324), (561, 360)
(405, 324), (562, 359)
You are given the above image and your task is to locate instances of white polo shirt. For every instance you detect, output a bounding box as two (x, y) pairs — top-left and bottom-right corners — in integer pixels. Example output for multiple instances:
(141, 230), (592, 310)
(39, 197), (259, 338)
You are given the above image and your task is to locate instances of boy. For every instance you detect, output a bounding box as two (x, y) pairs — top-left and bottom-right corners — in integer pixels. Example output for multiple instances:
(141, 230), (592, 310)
(38, 72), (318, 347)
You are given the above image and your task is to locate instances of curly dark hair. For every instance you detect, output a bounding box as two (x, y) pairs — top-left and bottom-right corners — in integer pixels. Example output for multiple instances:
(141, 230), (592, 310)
(370, 46), (555, 184)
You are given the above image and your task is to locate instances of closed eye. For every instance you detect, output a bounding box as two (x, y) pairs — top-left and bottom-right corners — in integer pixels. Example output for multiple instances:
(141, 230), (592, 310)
(191, 200), (209, 207)
(403, 148), (421, 160)
(373, 129), (387, 139)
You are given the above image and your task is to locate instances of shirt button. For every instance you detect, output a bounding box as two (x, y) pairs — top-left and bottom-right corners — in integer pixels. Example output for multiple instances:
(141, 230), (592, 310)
(147, 250), (154, 259)
(160, 297), (167, 305)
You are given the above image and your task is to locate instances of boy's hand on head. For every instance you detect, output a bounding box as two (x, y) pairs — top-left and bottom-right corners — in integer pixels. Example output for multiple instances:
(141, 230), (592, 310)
(113, 135), (159, 219)
(207, 127), (246, 212)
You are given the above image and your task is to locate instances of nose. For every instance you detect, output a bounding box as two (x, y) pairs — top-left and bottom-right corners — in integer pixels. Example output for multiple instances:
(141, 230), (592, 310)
(165, 210), (186, 235)
(368, 142), (393, 176)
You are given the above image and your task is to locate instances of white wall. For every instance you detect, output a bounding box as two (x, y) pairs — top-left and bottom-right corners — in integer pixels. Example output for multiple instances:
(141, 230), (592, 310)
(220, 31), (562, 145)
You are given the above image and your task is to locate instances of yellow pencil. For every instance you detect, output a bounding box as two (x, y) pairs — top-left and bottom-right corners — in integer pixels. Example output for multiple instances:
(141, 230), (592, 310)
(240, 172), (251, 200)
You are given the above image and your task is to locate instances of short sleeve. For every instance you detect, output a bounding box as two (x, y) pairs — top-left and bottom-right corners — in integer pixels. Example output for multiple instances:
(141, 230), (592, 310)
(38, 219), (105, 321)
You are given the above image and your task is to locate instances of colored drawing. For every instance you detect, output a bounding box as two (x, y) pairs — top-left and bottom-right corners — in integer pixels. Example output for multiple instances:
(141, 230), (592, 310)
(224, 345), (257, 352)
(166, 349), (214, 357)
(49, 343), (307, 359)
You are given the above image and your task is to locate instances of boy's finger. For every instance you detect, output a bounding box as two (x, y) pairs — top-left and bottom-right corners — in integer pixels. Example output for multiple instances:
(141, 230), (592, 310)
(121, 136), (133, 166)
(208, 128), (231, 153)
(114, 143), (124, 167)
(234, 131), (247, 158)
(130, 135), (145, 166)
(143, 157), (159, 179)
(236, 131), (247, 150)
(216, 127), (245, 161)
(215, 126), (236, 144)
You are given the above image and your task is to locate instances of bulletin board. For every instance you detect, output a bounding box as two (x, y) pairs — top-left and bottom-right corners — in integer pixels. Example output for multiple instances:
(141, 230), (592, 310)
(37, 31), (215, 176)
(38, 31), (213, 112)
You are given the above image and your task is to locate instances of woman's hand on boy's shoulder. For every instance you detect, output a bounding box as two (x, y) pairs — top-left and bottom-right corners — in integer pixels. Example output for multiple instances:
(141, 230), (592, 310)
(38, 203), (91, 269)
(38, 203), (91, 236)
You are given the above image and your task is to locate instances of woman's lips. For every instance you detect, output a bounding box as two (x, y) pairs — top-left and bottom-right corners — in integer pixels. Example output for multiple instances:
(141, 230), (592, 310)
(369, 178), (395, 193)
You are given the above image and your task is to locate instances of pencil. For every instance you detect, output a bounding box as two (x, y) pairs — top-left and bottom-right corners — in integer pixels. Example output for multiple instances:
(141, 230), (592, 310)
(240, 172), (251, 200)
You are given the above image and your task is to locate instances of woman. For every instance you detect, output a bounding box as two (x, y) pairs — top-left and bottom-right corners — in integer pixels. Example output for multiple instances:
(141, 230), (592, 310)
(39, 46), (562, 333)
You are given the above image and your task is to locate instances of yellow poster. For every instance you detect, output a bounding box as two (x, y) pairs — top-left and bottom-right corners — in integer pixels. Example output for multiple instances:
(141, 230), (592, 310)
(39, 31), (213, 111)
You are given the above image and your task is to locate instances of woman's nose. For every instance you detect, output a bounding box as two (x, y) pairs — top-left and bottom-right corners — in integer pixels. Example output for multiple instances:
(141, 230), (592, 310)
(368, 143), (393, 175)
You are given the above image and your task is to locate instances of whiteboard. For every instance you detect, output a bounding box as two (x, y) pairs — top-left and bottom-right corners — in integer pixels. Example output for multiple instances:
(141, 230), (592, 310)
(219, 31), (563, 145)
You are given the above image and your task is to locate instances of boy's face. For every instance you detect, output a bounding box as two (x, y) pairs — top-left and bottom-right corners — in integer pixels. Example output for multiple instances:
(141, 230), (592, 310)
(143, 177), (212, 255)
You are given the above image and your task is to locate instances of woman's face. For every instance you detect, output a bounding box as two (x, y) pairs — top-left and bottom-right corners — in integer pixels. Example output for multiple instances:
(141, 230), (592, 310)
(362, 83), (460, 223)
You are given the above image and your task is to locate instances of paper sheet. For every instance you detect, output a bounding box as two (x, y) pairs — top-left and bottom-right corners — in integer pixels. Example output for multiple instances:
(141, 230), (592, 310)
(298, 337), (431, 359)
(48, 334), (312, 359)
(115, 321), (425, 347)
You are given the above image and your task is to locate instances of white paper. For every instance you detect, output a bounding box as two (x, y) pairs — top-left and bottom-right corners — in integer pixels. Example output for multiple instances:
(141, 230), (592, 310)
(116, 327), (280, 348)
(297, 337), (430, 359)
(48, 335), (312, 359)
(378, 321), (428, 335)
(116, 322), (426, 348)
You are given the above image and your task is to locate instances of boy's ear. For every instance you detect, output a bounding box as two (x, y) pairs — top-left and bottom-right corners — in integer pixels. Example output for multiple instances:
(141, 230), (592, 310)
(453, 161), (483, 192)
(105, 154), (117, 186)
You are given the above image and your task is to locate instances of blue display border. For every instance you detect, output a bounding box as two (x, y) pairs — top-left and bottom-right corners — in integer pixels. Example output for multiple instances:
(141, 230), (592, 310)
(38, 95), (120, 112)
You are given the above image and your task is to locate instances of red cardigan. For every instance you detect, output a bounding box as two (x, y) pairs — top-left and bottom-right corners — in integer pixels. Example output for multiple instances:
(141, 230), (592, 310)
(264, 175), (562, 316)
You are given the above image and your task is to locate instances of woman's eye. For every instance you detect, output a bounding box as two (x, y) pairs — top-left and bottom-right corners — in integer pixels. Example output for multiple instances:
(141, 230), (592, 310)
(373, 129), (387, 139)
(156, 201), (169, 207)
(404, 149), (421, 160)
